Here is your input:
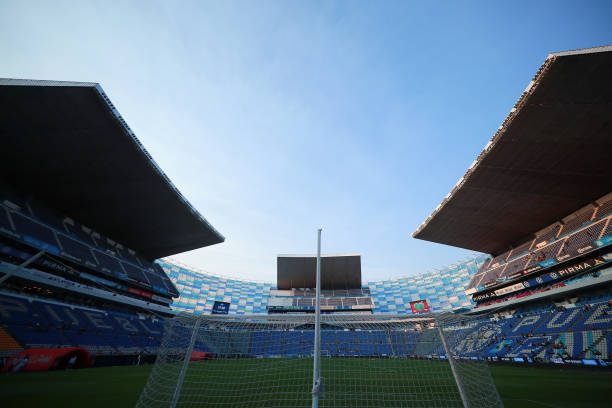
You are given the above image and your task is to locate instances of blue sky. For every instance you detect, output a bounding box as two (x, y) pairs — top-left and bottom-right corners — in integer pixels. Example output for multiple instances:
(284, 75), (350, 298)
(1, 1), (611, 283)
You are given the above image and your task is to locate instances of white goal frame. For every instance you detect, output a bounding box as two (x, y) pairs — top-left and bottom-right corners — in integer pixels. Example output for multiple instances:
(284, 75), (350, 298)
(136, 312), (503, 408)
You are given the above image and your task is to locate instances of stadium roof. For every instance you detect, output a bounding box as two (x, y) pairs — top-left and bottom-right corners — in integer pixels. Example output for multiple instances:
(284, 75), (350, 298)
(0, 79), (224, 259)
(277, 254), (362, 290)
(413, 45), (612, 255)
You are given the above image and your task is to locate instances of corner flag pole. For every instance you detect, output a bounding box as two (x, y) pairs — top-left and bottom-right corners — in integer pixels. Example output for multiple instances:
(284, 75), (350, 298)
(312, 228), (322, 408)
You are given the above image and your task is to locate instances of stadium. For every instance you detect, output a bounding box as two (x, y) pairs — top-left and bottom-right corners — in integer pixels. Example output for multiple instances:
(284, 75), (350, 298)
(1, 22), (612, 408)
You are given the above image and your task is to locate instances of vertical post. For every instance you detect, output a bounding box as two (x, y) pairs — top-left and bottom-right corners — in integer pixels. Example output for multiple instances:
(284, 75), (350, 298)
(171, 316), (201, 408)
(312, 228), (322, 408)
(437, 321), (469, 408)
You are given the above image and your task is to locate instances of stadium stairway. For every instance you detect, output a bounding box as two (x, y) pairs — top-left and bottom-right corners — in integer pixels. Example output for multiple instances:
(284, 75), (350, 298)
(0, 326), (22, 351)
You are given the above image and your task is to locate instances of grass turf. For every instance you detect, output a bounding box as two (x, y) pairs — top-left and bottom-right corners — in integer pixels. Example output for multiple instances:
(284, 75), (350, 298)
(0, 362), (610, 407)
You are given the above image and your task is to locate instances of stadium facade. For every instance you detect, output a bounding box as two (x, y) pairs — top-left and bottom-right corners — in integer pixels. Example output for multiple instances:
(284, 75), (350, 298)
(160, 255), (488, 315)
(161, 260), (273, 314)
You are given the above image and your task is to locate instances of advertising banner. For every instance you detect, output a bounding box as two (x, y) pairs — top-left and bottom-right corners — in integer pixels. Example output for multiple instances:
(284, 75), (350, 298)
(473, 252), (612, 302)
(409, 299), (429, 314)
(551, 358), (564, 364)
(190, 351), (214, 361)
(1, 347), (90, 372)
(128, 287), (154, 299)
(494, 282), (525, 297)
(212, 301), (230, 314)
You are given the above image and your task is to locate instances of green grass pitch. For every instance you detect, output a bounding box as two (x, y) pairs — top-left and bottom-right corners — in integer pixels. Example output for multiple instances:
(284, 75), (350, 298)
(0, 362), (610, 407)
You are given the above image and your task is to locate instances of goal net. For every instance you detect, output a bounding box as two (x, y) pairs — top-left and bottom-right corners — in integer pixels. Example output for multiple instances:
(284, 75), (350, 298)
(136, 313), (503, 408)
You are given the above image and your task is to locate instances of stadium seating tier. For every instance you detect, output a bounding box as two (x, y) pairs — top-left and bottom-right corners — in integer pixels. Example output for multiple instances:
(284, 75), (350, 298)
(0, 185), (178, 300)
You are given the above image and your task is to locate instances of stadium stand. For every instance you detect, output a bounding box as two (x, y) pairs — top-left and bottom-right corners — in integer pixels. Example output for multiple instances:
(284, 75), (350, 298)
(0, 184), (178, 299)
(3, 46), (612, 374)
(0, 79), (224, 368)
(0, 292), (164, 356)
(160, 259), (272, 314)
(160, 256), (486, 315)
(368, 256), (486, 312)
(406, 46), (612, 366)
(113, 295), (612, 361)
(3, 275), (611, 365)
(79, 255), (597, 365)
(468, 202), (611, 292)
(408, 48), (612, 327)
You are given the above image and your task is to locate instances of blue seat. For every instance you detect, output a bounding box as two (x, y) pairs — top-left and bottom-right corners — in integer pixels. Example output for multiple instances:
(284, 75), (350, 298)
(32, 300), (85, 330)
(193, 341), (212, 353)
(74, 309), (117, 333)
(57, 234), (98, 265)
(0, 294), (34, 325)
(153, 263), (178, 294)
(354, 331), (373, 356)
(572, 303), (612, 331)
(145, 272), (166, 290)
(93, 250), (123, 274)
(283, 331), (302, 355)
(133, 318), (163, 336)
(301, 331), (314, 355)
(63, 330), (109, 347)
(111, 314), (146, 335)
(533, 309), (583, 334)
(122, 262), (150, 284)
(390, 331), (411, 356)
(321, 331), (337, 356)
(371, 331), (387, 343)
(375, 342), (392, 355)
(9, 326), (67, 346)
(506, 314), (547, 336)
(492, 316), (519, 336)
(101, 333), (137, 347)
(503, 335), (554, 358)
(63, 222), (97, 247)
(11, 213), (60, 254)
(131, 334), (160, 349)
(336, 331), (355, 354)
(558, 331), (584, 358)
(250, 331), (268, 355)
(121, 250), (145, 268)
(1, 293), (166, 351)
(266, 331), (283, 355)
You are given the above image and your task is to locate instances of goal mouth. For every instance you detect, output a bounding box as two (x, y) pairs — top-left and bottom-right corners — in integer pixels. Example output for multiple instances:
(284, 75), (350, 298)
(136, 312), (504, 408)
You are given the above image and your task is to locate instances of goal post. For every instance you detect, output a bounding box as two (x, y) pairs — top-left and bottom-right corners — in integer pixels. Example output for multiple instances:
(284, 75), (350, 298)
(136, 313), (503, 408)
(435, 312), (505, 408)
